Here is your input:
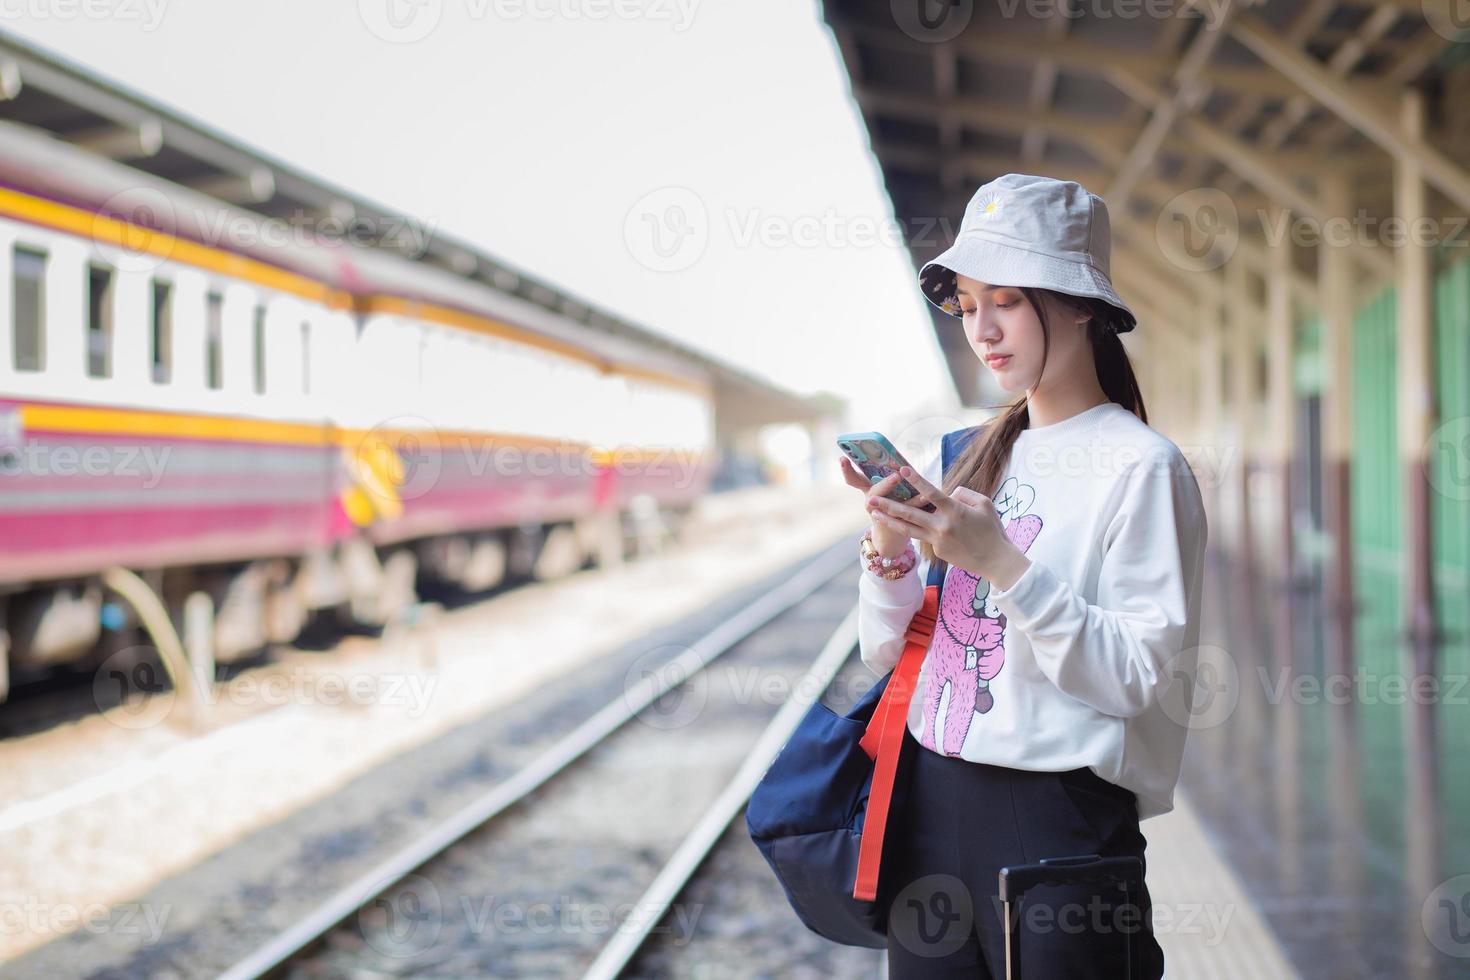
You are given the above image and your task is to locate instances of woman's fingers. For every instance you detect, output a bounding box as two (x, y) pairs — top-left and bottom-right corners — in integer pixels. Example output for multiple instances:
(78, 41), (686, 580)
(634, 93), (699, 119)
(841, 457), (901, 498)
(869, 474), (940, 534)
(898, 464), (949, 514)
(838, 456), (872, 491)
(865, 472), (908, 507)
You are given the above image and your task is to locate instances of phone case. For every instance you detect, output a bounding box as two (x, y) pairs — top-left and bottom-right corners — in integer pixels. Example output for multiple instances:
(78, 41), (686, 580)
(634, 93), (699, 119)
(836, 431), (935, 511)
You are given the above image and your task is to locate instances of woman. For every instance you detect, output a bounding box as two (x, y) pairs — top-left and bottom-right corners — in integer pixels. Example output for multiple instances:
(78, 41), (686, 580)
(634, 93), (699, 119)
(839, 173), (1208, 977)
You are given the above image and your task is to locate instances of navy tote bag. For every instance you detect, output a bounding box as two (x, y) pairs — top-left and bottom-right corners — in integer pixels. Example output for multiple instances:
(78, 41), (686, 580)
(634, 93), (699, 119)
(746, 427), (969, 947)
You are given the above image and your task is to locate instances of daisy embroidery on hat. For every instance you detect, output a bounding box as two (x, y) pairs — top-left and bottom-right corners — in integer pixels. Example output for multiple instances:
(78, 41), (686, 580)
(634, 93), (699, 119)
(974, 194), (1003, 218)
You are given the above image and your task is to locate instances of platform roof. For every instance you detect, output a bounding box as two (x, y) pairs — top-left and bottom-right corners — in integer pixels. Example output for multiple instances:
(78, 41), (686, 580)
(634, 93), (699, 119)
(817, 0), (1470, 404)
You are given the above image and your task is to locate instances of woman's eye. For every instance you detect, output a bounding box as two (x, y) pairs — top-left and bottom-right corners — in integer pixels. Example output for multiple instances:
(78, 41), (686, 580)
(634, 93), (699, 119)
(961, 308), (977, 316)
(997, 300), (1018, 310)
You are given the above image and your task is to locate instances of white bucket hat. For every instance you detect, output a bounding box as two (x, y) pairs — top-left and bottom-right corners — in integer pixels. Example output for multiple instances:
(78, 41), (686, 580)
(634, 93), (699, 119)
(918, 172), (1137, 333)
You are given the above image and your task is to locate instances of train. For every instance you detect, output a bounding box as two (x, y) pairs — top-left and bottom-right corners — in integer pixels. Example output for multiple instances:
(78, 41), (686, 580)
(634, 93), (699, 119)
(0, 119), (717, 703)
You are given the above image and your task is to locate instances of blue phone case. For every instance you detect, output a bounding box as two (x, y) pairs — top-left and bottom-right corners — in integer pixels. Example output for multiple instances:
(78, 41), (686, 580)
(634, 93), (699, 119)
(836, 431), (935, 511)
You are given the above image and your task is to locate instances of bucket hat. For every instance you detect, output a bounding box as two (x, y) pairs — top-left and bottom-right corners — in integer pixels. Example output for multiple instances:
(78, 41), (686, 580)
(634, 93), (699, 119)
(918, 173), (1137, 333)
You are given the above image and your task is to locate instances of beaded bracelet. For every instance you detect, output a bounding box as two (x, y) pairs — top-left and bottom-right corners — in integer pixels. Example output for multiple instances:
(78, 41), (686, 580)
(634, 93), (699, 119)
(860, 527), (917, 580)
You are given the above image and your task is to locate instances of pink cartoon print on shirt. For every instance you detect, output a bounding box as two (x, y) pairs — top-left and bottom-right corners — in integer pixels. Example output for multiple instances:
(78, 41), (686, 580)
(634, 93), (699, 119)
(920, 476), (1043, 757)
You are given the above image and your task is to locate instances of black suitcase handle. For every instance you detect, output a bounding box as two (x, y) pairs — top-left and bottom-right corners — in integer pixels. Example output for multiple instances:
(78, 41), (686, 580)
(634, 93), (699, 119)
(997, 853), (1144, 979)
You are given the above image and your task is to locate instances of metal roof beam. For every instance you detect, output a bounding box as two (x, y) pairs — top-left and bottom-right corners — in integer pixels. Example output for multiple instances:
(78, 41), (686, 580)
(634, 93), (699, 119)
(830, 15), (1303, 103)
(185, 167), (276, 206)
(1104, 0), (1241, 212)
(1213, 3), (1397, 203)
(1228, 10), (1470, 214)
(1109, 67), (1398, 280)
(0, 58), (19, 100)
(1171, 0), (1337, 193)
(859, 86), (1379, 180)
(64, 118), (163, 159)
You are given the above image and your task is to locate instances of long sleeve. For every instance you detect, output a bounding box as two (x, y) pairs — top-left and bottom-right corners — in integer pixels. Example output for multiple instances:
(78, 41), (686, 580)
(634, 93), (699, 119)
(855, 442), (942, 675)
(988, 451), (1208, 718)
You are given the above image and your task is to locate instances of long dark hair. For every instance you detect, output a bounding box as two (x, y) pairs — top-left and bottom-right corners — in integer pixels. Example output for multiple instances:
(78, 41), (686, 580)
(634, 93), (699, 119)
(917, 286), (1147, 566)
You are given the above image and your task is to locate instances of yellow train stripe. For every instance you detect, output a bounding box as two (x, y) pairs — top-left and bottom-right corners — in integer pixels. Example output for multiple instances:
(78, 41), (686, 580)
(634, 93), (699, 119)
(21, 404), (333, 447)
(0, 187), (351, 309)
(0, 187), (711, 398)
(19, 402), (700, 464)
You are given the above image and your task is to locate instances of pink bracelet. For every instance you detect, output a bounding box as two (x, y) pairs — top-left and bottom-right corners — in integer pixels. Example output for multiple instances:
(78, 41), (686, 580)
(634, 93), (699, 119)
(861, 527), (916, 580)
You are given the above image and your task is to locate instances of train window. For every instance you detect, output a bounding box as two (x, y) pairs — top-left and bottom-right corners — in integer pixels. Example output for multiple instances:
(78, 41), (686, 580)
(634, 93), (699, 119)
(12, 245), (45, 372)
(300, 320), (310, 394)
(151, 279), (172, 383)
(86, 264), (114, 378)
(205, 290), (223, 390)
(252, 304), (267, 394)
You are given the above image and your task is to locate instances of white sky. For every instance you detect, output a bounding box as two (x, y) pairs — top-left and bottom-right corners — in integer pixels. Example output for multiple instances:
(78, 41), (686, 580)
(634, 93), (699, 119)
(3, 0), (962, 455)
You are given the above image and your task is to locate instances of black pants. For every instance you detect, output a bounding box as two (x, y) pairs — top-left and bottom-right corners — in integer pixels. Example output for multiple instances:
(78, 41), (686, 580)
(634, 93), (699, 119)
(880, 731), (1166, 978)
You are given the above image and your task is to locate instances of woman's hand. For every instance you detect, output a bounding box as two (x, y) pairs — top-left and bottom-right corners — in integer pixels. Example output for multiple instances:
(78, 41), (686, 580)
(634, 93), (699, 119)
(838, 456), (911, 556)
(865, 463), (1031, 589)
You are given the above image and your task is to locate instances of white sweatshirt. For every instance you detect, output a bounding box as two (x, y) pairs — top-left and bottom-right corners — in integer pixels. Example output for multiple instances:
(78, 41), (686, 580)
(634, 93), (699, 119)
(857, 401), (1208, 820)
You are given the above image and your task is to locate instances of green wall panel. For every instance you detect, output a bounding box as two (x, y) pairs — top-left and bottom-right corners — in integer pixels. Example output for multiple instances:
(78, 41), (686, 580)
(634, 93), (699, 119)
(1431, 254), (1470, 650)
(1351, 282), (1400, 655)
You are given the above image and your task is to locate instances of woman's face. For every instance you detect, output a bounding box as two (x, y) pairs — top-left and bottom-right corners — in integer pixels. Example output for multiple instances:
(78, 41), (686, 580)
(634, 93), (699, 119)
(953, 273), (1090, 394)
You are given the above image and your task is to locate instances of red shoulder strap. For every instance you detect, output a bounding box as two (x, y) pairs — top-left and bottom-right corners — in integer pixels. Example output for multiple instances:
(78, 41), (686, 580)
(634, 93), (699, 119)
(852, 584), (939, 902)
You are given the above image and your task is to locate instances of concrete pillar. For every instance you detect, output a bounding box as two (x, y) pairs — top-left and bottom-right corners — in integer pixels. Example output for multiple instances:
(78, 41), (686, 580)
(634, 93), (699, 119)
(1226, 254), (1257, 574)
(1265, 202), (1297, 583)
(1265, 202), (1298, 673)
(1199, 280), (1226, 543)
(1393, 88), (1439, 652)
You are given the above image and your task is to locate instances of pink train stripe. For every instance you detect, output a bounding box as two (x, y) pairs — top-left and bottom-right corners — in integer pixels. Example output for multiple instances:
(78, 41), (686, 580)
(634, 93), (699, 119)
(0, 503), (332, 582)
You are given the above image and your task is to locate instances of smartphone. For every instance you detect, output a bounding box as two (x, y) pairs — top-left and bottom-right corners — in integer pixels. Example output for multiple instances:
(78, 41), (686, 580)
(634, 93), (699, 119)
(836, 431), (937, 512)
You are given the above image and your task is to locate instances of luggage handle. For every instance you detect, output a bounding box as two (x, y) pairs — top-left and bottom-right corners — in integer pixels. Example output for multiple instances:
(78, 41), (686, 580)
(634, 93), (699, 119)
(998, 853), (1142, 902)
(998, 853), (1144, 980)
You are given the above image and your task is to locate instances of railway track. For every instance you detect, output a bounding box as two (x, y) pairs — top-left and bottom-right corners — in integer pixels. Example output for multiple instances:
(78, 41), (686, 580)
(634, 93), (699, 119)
(580, 618), (879, 980)
(211, 541), (876, 979)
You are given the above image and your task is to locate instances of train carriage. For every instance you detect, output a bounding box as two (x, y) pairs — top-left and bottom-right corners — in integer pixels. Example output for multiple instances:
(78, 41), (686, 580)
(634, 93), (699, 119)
(0, 121), (716, 701)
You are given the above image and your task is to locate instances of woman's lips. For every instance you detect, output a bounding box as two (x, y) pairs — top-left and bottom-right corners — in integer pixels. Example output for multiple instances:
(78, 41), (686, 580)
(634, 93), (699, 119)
(985, 354), (1011, 368)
